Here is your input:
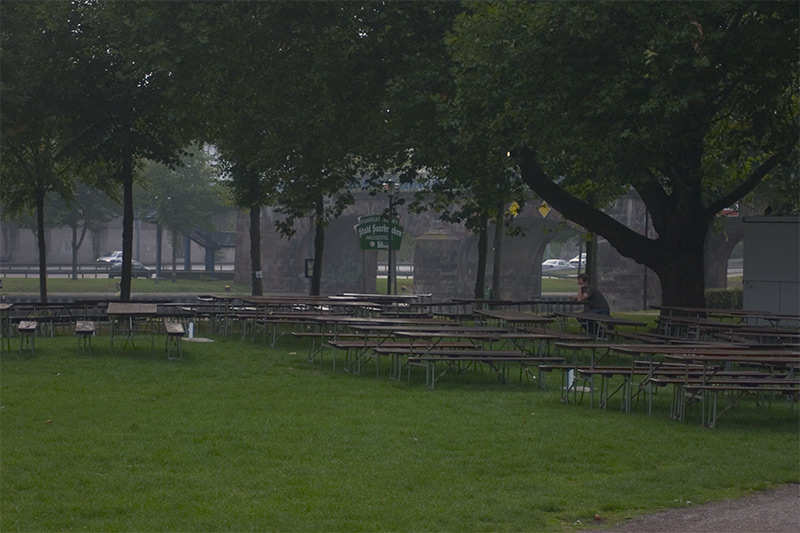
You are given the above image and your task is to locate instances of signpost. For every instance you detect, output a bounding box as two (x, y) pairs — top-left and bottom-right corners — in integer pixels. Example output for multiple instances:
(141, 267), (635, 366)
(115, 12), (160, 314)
(355, 214), (404, 294)
(355, 215), (403, 251)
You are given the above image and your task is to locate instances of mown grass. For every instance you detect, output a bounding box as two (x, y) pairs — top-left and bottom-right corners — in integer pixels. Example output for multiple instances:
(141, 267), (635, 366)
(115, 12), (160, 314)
(0, 277), (251, 295)
(1, 330), (797, 532)
(4, 275), (741, 297)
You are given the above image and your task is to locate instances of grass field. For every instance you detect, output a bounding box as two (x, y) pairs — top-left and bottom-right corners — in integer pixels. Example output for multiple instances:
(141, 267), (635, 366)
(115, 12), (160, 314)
(1, 327), (797, 531)
(2, 274), (742, 297)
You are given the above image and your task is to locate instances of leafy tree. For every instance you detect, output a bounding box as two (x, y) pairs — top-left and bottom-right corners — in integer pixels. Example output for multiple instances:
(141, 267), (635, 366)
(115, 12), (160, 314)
(136, 146), (229, 276)
(50, 184), (121, 279)
(449, 1), (798, 308)
(0, 0), (90, 303)
(370, 1), (532, 299)
(216, 153), (270, 296)
(201, 2), (451, 295)
(63, 1), (196, 300)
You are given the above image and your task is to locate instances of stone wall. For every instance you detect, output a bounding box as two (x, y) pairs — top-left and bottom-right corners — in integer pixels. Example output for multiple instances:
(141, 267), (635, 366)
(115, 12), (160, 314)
(235, 190), (742, 310)
(0, 216), (233, 266)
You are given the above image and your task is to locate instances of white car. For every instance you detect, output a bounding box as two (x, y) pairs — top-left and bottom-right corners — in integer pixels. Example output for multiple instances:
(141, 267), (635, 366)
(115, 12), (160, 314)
(541, 259), (571, 270)
(569, 253), (587, 266)
(96, 250), (123, 263)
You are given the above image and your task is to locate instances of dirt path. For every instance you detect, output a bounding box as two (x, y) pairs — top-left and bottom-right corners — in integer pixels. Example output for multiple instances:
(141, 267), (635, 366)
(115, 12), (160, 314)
(594, 484), (799, 532)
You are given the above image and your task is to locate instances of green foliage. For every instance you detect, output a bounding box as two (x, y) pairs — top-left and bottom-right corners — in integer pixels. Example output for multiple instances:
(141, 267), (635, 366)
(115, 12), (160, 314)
(136, 145), (231, 237)
(705, 288), (744, 309)
(447, 1), (798, 308)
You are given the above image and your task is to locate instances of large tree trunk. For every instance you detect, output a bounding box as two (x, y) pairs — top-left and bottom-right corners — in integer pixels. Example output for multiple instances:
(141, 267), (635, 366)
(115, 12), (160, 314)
(515, 141), (789, 313)
(516, 148), (711, 311)
(249, 205), (263, 296)
(650, 223), (708, 309)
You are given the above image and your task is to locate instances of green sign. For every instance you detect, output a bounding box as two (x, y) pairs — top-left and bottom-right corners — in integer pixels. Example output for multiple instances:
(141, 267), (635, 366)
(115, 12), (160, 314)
(355, 215), (403, 251)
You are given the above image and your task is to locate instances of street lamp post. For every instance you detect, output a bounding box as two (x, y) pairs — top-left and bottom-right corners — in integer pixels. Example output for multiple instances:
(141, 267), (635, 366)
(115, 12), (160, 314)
(383, 180), (396, 295)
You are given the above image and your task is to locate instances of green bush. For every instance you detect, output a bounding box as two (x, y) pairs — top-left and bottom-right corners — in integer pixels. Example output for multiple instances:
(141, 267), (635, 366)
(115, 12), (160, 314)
(705, 288), (743, 309)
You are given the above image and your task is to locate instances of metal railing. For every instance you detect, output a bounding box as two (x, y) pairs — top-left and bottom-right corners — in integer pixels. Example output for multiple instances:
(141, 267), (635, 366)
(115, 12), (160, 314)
(0, 263), (235, 279)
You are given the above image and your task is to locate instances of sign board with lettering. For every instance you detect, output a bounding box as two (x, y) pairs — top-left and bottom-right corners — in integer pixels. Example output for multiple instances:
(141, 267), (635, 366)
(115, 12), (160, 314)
(355, 215), (403, 251)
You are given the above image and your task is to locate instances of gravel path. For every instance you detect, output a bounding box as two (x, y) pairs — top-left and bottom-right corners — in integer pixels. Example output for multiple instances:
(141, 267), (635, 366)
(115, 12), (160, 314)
(594, 484), (799, 532)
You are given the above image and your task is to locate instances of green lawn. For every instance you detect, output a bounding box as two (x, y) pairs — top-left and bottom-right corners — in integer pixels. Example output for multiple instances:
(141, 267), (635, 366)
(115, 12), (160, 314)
(1, 331), (797, 531)
(0, 277), (249, 295)
(3, 275), (741, 297)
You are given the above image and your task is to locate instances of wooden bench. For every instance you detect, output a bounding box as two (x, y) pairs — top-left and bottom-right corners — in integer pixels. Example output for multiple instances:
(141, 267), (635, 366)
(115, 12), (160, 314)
(17, 320), (37, 355)
(650, 375), (800, 427)
(330, 339), (478, 376)
(525, 327), (593, 341)
(164, 320), (185, 360)
(381, 348), (564, 389)
(75, 321), (95, 356)
(289, 331), (368, 368)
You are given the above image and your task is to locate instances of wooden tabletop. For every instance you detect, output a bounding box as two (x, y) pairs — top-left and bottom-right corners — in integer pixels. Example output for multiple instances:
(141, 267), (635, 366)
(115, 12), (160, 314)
(554, 312), (650, 327)
(106, 302), (159, 316)
(475, 309), (554, 324)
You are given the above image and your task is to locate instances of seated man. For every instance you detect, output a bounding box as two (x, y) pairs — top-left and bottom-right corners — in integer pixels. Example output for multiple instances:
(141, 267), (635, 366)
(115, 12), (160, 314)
(570, 273), (610, 337)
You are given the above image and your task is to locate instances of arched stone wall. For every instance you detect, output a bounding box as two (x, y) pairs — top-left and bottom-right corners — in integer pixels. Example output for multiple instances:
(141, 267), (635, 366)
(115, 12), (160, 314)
(235, 189), (741, 309)
(705, 218), (744, 289)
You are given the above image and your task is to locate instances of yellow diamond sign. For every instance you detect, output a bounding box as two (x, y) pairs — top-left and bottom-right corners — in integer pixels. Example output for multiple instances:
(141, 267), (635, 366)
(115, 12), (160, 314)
(538, 202), (551, 218)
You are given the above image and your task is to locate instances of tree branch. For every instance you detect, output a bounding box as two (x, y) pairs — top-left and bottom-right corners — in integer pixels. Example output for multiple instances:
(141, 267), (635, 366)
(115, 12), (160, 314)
(514, 146), (652, 262)
(705, 144), (796, 219)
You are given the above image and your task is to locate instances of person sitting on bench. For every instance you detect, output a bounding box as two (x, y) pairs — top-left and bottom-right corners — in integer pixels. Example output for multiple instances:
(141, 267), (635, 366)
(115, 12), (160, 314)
(571, 273), (610, 337)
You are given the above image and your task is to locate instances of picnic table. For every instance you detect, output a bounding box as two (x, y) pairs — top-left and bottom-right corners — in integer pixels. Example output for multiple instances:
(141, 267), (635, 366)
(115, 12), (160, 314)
(652, 305), (800, 331)
(474, 309), (555, 331)
(383, 327), (566, 387)
(106, 302), (159, 351)
(0, 303), (13, 352)
(529, 299), (585, 314)
(658, 316), (745, 340)
(657, 350), (800, 427)
(553, 311), (649, 340)
(303, 316), (456, 371)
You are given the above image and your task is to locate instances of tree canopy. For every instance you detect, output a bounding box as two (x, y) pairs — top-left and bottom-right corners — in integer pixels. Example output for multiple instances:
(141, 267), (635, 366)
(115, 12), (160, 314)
(448, 1), (799, 306)
(2, 1), (797, 305)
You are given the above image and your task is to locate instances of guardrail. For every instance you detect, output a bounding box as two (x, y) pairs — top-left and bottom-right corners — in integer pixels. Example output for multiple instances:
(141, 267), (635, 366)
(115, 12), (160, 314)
(0, 264), (235, 279)
(1, 265), (110, 279)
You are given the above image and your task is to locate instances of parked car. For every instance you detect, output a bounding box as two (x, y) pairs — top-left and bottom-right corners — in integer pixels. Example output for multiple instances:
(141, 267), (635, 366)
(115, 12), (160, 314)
(108, 260), (152, 279)
(96, 250), (123, 263)
(569, 253), (587, 266)
(541, 259), (571, 270)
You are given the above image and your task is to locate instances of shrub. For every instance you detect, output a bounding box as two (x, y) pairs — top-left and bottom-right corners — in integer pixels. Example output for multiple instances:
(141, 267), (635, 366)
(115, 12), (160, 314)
(705, 288), (743, 309)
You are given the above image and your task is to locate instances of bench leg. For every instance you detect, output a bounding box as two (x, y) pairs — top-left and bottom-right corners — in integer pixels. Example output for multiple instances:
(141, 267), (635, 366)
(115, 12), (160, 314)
(77, 334), (93, 356)
(19, 331), (35, 356)
(167, 335), (182, 360)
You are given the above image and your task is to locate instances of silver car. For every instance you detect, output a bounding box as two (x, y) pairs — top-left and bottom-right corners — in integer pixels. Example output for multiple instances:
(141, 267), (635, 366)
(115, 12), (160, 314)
(96, 250), (123, 263)
(108, 260), (152, 279)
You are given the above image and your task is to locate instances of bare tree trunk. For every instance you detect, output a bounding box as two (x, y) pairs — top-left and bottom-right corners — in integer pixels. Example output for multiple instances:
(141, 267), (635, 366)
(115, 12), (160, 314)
(310, 195), (324, 296)
(249, 205), (263, 296)
(120, 138), (134, 302)
(491, 202), (503, 299)
(35, 187), (48, 304)
(70, 222), (89, 281)
(171, 229), (178, 282)
(474, 215), (488, 299)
